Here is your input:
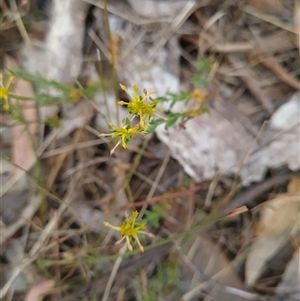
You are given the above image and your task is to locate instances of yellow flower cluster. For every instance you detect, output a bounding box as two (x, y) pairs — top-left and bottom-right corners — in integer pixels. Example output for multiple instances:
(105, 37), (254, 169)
(101, 84), (160, 155)
(104, 211), (154, 252)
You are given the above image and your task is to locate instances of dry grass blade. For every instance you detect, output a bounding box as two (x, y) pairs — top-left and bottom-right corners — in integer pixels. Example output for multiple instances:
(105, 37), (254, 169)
(243, 6), (296, 33)
(101, 246), (127, 301)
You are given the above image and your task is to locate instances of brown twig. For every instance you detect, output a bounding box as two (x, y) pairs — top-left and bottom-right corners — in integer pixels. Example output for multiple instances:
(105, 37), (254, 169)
(120, 183), (208, 210)
(218, 171), (298, 215)
(256, 53), (300, 90)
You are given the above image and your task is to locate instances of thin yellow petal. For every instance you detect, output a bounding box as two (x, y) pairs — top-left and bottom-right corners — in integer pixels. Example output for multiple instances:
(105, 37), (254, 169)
(138, 231), (155, 238)
(103, 222), (121, 231)
(133, 84), (139, 94)
(139, 114), (145, 128)
(120, 84), (127, 91)
(126, 236), (133, 251)
(133, 235), (144, 252)
(121, 136), (127, 149)
(110, 140), (121, 155)
(4, 99), (9, 110)
(148, 89), (156, 95)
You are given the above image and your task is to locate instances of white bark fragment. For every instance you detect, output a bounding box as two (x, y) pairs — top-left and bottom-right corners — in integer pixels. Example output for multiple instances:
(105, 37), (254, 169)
(241, 92), (300, 185)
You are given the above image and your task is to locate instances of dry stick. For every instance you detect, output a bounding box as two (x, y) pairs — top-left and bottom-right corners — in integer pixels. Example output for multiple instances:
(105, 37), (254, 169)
(197, 33), (254, 53)
(41, 138), (107, 159)
(243, 6), (296, 34)
(101, 245), (127, 301)
(204, 175), (219, 208)
(256, 54), (300, 90)
(132, 170), (166, 193)
(218, 171), (298, 215)
(120, 183), (207, 210)
(9, 0), (31, 45)
(150, 1), (198, 58)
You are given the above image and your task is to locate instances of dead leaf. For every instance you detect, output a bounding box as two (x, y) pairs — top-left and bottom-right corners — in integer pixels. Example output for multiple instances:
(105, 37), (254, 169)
(249, 0), (285, 17)
(245, 182), (300, 286)
(25, 280), (55, 301)
(180, 231), (248, 301)
(164, 200), (247, 301)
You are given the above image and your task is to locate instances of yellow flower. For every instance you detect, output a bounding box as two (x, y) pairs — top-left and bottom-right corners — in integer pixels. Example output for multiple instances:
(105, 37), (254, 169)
(109, 123), (139, 148)
(119, 84), (159, 130)
(191, 89), (207, 103)
(69, 88), (82, 102)
(104, 211), (154, 252)
(0, 74), (14, 111)
(100, 120), (142, 155)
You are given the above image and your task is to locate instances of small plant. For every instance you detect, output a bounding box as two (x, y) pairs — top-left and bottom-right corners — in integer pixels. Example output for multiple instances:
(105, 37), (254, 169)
(101, 84), (209, 154)
(100, 84), (164, 155)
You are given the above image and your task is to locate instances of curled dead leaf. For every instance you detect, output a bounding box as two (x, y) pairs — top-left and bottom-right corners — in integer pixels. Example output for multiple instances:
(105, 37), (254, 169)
(246, 178), (300, 286)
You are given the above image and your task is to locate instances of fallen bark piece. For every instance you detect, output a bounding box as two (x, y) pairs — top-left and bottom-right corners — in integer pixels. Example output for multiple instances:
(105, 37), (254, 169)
(241, 92), (300, 185)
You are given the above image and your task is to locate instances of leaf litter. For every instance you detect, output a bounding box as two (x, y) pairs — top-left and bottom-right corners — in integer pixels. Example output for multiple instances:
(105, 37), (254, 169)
(0, 0), (299, 300)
